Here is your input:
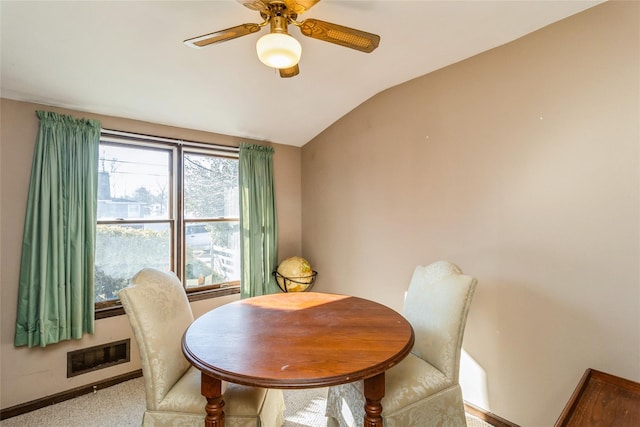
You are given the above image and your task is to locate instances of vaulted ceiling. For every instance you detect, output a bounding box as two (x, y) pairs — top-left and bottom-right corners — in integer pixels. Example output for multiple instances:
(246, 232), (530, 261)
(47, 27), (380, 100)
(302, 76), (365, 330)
(1, 1), (603, 147)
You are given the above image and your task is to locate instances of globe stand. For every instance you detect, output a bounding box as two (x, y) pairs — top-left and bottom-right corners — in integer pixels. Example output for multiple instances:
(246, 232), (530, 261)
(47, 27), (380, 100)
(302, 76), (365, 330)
(272, 270), (318, 292)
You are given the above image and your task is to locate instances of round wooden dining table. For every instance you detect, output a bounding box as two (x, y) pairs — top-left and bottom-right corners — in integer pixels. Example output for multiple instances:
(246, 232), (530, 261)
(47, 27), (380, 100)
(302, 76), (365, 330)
(182, 291), (415, 427)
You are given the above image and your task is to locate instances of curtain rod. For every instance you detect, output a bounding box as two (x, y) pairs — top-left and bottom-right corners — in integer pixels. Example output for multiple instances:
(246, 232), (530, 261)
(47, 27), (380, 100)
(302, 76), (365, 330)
(100, 128), (240, 153)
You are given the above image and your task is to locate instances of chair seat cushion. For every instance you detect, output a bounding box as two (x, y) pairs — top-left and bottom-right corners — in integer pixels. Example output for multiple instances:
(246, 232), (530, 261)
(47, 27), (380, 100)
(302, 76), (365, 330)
(326, 354), (454, 426)
(383, 353), (452, 413)
(158, 366), (268, 416)
(336, 353), (452, 415)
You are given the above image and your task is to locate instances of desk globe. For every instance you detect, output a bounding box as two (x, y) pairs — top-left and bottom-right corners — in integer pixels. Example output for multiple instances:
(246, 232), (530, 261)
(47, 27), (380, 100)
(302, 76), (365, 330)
(273, 256), (317, 292)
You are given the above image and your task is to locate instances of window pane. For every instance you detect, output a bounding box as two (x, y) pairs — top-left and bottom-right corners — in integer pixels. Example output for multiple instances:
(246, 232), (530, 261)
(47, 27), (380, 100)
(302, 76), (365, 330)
(98, 144), (170, 220)
(95, 223), (171, 302)
(184, 153), (238, 219)
(185, 221), (240, 289)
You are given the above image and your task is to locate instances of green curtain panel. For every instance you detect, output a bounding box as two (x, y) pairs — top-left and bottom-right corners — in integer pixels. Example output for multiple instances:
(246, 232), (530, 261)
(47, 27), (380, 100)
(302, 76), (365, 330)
(239, 143), (279, 298)
(15, 111), (101, 348)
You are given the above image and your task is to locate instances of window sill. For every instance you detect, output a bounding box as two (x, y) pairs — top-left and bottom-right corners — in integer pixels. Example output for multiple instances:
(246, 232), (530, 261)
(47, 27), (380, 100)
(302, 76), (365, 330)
(95, 285), (241, 320)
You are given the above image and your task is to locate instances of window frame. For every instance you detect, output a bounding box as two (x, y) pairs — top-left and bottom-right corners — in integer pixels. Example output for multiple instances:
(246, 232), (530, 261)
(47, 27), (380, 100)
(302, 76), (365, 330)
(95, 130), (240, 319)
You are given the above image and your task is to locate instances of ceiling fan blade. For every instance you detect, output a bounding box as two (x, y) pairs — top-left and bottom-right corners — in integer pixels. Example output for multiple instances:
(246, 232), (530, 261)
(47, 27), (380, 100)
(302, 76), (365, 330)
(283, 0), (321, 15)
(298, 19), (380, 53)
(279, 64), (300, 78)
(237, 0), (269, 12)
(184, 23), (261, 48)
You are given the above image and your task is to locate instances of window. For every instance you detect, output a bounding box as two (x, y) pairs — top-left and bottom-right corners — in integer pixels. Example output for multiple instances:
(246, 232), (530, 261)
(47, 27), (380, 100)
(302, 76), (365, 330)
(183, 151), (240, 289)
(95, 131), (240, 316)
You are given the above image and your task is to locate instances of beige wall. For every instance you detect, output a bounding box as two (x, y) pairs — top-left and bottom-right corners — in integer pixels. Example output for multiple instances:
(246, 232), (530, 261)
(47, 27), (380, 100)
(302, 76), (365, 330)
(0, 99), (302, 409)
(302, 1), (639, 426)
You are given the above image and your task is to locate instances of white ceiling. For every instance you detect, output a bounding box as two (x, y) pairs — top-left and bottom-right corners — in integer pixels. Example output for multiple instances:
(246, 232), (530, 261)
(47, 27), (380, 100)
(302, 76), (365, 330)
(1, 1), (603, 147)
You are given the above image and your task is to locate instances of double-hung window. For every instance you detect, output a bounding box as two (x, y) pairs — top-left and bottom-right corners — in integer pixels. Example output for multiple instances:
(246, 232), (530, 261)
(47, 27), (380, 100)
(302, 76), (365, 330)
(95, 130), (239, 317)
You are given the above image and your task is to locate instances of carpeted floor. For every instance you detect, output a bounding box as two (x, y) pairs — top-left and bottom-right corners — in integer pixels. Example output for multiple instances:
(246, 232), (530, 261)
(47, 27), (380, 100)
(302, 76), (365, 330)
(1, 377), (492, 426)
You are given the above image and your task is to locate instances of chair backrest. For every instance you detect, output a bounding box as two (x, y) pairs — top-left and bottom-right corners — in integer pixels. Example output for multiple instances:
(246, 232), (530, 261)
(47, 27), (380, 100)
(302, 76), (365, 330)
(403, 261), (477, 384)
(118, 268), (194, 410)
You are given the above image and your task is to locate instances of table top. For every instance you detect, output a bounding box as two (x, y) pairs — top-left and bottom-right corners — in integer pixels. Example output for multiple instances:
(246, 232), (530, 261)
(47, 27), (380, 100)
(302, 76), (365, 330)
(182, 292), (415, 389)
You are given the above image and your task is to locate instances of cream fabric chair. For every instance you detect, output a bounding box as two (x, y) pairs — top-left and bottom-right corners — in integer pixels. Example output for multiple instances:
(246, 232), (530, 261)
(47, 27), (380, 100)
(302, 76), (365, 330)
(119, 268), (285, 427)
(325, 261), (477, 427)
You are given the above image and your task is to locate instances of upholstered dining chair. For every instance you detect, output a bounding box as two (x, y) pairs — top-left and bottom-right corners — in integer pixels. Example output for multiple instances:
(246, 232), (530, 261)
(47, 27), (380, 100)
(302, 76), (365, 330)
(325, 261), (477, 427)
(119, 268), (285, 427)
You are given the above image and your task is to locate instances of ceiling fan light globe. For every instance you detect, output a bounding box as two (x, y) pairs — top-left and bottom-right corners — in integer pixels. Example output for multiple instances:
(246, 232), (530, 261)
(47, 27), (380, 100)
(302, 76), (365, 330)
(256, 33), (301, 69)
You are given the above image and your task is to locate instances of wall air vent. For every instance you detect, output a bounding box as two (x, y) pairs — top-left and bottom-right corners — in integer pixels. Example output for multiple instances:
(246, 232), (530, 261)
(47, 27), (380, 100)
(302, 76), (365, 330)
(67, 339), (130, 377)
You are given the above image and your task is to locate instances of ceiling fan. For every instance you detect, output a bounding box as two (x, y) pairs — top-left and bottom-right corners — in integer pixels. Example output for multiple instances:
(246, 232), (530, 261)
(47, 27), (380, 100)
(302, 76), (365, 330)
(184, 0), (381, 78)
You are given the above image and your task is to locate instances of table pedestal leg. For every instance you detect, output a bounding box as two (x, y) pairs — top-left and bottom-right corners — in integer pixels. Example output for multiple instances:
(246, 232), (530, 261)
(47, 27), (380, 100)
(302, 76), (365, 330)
(201, 373), (225, 427)
(363, 373), (385, 427)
